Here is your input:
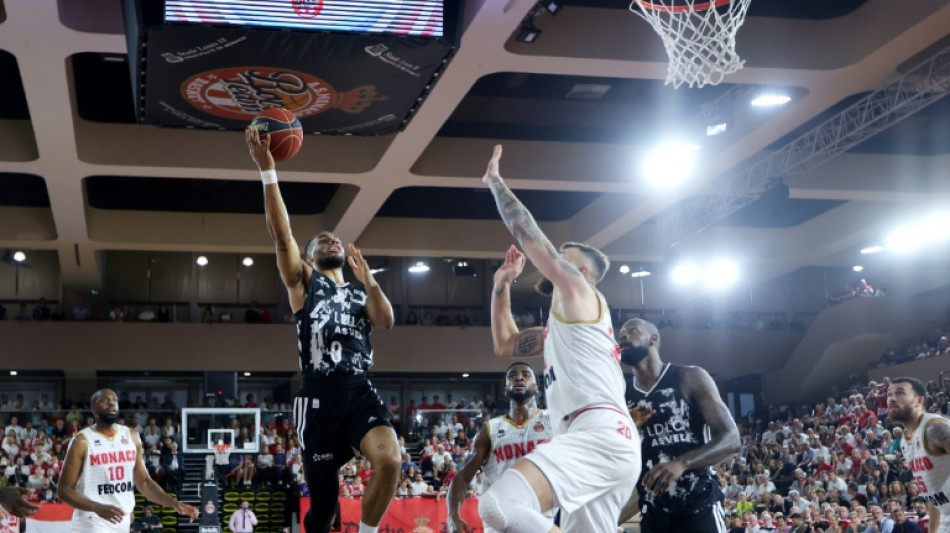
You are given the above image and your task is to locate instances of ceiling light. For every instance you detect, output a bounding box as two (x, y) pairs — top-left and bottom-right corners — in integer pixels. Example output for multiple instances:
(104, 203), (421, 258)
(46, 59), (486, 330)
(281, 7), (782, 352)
(706, 122), (728, 136)
(885, 226), (923, 253)
(370, 267), (387, 275)
(242, 257), (254, 267)
(243, 371), (251, 377)
(860, 245), (884, 255)
(9, 371), (17, 376)
(516, 23), (541, 43)
(12, 251), (26, 262)
(631, 270), (652, 278)
(462, 373), (470, 378)
(751, 94), (792, 107)
(539, 0), (562, 15)
(704, 260), (739, 290)
(619, 265), (630, 274)
(852, 265), (864, 272)
(642, 142), (700, 188)
(671, 263), (698, 285)
(196, 255), (209, 266)
(408, 261), (430, 274)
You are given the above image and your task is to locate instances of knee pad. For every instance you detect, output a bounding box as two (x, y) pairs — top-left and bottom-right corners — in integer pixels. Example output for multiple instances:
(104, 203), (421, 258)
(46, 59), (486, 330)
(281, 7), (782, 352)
(479, 469), (553, 533)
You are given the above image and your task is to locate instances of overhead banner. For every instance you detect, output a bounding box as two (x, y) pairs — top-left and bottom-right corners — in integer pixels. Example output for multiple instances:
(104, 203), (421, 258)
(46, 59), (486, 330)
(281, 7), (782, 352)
(122, 2), (460, 135)
(300, 496), (485, 532)
(164, 0), (447, 37)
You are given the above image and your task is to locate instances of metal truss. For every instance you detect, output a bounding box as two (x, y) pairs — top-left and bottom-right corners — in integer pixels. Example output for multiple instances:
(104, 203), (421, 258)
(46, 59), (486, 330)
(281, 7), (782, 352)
(650, 43), (950, 250)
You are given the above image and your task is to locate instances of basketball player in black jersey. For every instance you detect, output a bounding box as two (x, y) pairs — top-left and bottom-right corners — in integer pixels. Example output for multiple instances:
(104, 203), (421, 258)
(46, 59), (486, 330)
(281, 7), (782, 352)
(246, 128), (402, 533)
(618, 318), (740, 533)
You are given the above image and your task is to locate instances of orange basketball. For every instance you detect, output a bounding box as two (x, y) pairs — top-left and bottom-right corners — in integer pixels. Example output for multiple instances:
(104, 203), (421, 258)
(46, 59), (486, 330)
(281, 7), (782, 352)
(250, 107), (303, 162)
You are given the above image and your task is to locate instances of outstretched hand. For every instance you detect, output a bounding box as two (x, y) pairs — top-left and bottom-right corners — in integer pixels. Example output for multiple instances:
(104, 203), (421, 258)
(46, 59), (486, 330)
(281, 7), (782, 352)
(643, 458), (687, 496)
(177, 502), (199, 522)
(629, 402), (656, 429)
(494, 245), (525, 287)
(0, 486), (39, 517)
(245, 126), (275, 171)
(347, 244), (378, 288)
(482, 144), (503, 185)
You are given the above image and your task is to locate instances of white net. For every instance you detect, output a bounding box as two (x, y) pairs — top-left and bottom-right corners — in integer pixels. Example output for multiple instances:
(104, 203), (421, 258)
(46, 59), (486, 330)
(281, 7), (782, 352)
(630, 0), (752, 89)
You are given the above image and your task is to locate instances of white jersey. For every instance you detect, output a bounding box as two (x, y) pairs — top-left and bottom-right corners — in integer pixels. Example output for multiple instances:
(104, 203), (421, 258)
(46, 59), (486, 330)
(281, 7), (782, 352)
(481, 410), (554, 488)
(73, 425), (138, 532)
(901, 413), (950, 521)
(541, 290), (626, 433)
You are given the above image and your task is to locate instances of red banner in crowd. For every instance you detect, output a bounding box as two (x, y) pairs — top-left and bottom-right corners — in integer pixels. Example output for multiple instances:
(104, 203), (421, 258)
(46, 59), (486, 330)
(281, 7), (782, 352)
(300, 497), (484, 532)
(23, 503), (72, 533)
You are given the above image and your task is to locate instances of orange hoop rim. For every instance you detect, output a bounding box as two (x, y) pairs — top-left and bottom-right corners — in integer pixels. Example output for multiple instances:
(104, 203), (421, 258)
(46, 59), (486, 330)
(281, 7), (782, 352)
(213, 444), (232, 454)
(639, 0), (731, 13)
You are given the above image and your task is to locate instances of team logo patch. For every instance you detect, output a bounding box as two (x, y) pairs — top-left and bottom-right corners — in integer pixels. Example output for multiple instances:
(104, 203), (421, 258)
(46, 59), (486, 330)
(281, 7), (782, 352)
(182, 67), (380, 120)
(120, 436), (129, 445)
(533, 421), (545, 433)
(291, 0), (323, 18)
(412, 516), (434, 533)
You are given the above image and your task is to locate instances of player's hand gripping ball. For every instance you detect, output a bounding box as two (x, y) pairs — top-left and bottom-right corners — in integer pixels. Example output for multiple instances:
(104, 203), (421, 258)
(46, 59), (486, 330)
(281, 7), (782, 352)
(249, 108), (303, 162)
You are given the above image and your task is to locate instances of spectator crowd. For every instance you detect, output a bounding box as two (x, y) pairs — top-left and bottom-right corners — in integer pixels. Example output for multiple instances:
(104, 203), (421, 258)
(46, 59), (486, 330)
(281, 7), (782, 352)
(3, 371), (948, 533)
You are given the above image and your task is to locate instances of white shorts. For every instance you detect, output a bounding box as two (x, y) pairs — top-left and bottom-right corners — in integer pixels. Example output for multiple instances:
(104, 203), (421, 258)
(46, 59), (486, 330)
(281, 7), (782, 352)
(526, 407), (640, 533)
(71, 510), (130, 533)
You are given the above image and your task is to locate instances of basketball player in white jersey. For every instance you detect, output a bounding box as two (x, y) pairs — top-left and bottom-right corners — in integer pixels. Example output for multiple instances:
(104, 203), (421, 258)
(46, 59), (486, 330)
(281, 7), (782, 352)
(887, 377), (950, 533)
(59, 389), (198, 532)
(481, 145), (640, 533)
(447, 362), (555, 532)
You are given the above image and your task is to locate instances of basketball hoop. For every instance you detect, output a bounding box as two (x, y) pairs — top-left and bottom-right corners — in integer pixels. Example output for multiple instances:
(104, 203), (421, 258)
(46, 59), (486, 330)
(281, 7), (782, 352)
(213, 443), (233, 466)
(629, 0), (751, 88)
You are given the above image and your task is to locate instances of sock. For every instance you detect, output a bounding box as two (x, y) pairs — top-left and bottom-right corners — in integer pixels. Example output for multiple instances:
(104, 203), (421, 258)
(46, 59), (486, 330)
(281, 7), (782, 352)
(359, 522), (379, 533)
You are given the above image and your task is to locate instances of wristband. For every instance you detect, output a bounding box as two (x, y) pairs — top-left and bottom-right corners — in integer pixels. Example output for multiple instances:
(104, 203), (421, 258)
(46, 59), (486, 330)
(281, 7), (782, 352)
(261, 169), (277, 185)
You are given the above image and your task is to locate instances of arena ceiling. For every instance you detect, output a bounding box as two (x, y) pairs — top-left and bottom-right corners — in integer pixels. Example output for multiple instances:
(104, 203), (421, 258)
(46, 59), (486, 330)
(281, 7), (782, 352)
(1, 0), (950, 299)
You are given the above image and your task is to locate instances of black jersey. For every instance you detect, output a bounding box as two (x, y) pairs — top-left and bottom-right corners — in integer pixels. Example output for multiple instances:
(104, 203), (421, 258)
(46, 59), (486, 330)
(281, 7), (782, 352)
(295, 270), (374, 383)
(627, 363), (721, 514)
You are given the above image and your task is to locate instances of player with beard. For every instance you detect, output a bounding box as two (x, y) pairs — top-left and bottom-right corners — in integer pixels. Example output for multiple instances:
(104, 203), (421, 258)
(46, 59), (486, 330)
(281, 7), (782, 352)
(447, 362), (555, 533)
(887, 377), (950, 533)
(481, 145), (639, 533)
(58, 389), (198, 533)
(246, 128), (401, 533)
(618, 318), (740, 533)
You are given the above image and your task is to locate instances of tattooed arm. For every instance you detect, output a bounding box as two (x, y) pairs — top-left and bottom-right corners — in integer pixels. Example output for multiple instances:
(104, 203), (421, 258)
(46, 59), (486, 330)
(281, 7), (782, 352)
(490, 245), (544, 358)
(924, 416), (950, 455)
(483, 145), (591, 304)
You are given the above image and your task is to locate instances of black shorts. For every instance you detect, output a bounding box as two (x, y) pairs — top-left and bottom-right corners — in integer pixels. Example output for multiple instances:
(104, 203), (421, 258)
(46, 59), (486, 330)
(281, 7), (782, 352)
(640, 501), (727, 533)
(293, 376), (392, 477)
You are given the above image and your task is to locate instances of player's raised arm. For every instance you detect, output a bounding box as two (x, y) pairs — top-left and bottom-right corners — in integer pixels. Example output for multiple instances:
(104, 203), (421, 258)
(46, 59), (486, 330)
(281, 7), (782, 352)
(447, 422), (492, 533)
(490, 245), (543, 358)
(130, 429), (198, 521)
(246, 127), (309, 311)
(482, 145), (589, 299)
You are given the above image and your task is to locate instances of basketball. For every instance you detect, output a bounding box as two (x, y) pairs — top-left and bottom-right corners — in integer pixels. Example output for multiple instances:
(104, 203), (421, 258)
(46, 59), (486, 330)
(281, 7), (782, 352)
(250, 108), (303, 162)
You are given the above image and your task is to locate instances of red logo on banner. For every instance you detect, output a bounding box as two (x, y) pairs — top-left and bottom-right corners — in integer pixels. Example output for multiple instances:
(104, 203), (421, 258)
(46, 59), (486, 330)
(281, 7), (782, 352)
(183, 67), (341, 120)
(292, 0), (324, 18)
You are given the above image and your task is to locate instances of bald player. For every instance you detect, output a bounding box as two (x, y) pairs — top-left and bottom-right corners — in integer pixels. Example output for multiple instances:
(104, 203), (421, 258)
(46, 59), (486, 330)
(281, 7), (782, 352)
(58, 389), (198, 533)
